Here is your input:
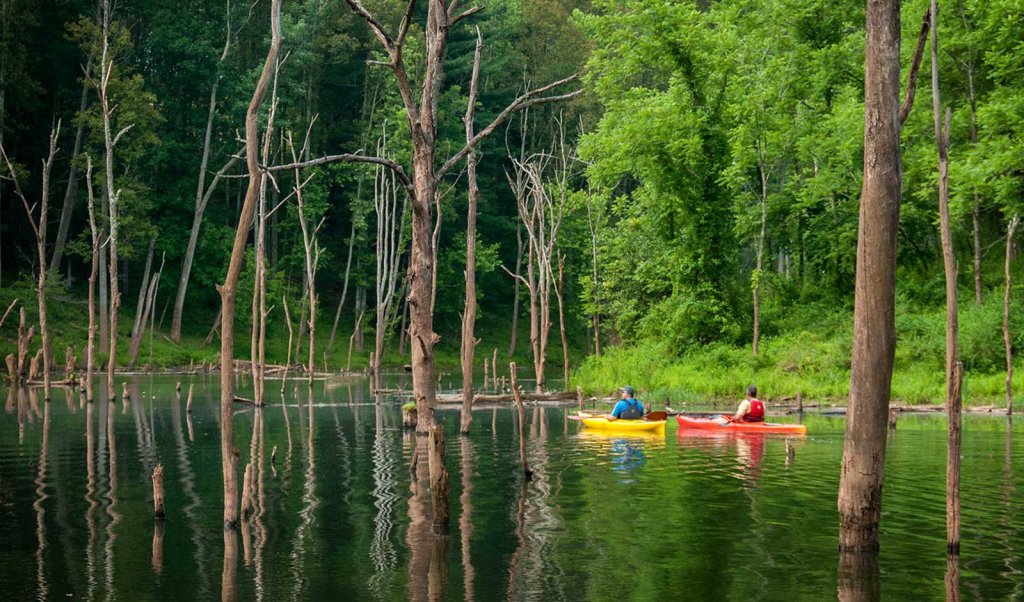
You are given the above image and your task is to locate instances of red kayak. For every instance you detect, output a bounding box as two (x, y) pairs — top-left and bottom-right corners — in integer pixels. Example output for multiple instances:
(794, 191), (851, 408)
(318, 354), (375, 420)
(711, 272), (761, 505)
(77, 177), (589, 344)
(676, 414), (807, 435)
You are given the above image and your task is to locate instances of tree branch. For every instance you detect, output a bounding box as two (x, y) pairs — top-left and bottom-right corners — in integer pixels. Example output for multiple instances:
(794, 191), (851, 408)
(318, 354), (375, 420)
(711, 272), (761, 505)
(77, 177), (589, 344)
(395, 0), (418, 50)
(343, 0), (394, 51)
(450, 6), (483, 27)
(437, 75), (582, 180)
(900, 7), (931, 126)
(267, 154), (414, 198)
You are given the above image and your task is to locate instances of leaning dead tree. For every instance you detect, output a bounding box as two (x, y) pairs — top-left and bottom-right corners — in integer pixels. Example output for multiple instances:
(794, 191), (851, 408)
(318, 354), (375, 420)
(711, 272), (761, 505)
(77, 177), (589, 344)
(170, 0), (242, 342)
(1, 122), (61, 400)
(219, 0), (281, 530)
(270, 0), (581, 435)
(372, 129), (409, 395)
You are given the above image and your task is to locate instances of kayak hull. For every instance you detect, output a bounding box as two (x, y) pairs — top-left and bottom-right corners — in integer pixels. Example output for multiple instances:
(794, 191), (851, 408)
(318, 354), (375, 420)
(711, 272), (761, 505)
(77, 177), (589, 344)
(676, 414), (807, 435)
(580, 415), (666, 433)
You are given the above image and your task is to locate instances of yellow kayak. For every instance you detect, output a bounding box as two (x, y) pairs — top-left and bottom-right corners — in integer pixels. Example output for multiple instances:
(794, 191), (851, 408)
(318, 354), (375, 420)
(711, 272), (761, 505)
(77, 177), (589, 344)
(579, 414), (666, 433)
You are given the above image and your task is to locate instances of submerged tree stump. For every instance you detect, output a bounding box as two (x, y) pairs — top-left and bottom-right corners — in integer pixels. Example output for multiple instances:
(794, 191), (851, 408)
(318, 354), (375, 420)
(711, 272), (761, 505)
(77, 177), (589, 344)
(186, 384), (194, 413)
(509, 363), (533, 480)
(152, 464), (166, 520)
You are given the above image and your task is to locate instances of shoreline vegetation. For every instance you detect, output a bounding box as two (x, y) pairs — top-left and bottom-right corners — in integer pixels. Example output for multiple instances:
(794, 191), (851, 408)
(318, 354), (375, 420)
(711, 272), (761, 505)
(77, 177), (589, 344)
(4, 279), (1020, 409)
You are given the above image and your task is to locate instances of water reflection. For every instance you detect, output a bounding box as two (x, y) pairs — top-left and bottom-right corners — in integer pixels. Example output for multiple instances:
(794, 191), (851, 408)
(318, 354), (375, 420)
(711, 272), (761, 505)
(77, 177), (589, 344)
(406, 434), (434, 601)
(104, 399), (120, 602)
(290, 390), (319, 600)
(222, 528), (239, 602)
(33, 391), (49, 602)
(369, 404), (399, 597)
(171, 381), (208, 597)
(837, 551), (879, 602)
(460, 436), (475, 602)
(85, 397), (98, 599)
(945, 554), (960, 602)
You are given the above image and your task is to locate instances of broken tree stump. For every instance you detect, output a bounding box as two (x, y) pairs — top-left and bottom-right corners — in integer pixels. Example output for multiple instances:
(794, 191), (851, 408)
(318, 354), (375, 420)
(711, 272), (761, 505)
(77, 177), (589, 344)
(429, 424), (450, 531)
(152, 464), (166, 520)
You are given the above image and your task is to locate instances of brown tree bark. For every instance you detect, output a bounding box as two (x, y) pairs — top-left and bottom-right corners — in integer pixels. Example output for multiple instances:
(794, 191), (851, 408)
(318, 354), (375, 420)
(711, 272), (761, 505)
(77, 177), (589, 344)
(929, 0), (962, 555)
(837, 0), (902, 553)
(460, 31), (483, 435)
(1005, 215), (1019, 415)
(1, 123), (60, 401)
(219, 0), (281, 529)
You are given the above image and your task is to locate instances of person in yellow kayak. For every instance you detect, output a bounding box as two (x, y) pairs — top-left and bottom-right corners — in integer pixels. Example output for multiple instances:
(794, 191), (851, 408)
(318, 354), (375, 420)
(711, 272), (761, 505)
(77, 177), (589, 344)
(608, 386), (644, 421)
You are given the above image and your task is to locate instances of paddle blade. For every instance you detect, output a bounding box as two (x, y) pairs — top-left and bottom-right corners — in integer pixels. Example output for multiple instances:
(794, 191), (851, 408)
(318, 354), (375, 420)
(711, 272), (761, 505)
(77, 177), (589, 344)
(645, 411), (668, 421)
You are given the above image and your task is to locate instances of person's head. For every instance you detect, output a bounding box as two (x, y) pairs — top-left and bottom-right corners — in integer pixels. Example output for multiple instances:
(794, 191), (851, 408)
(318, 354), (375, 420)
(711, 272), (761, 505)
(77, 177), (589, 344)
(746, 384), (757, 399)
(620, 385), (636, 399)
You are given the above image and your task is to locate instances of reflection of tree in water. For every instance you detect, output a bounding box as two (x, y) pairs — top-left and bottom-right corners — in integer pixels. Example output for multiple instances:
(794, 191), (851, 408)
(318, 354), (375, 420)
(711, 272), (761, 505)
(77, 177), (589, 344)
(460, 436), (475, 602)
(170, 385), (209, 597)
(507, 407), (566, 600)
(103, 396), (120, 602)
(368, 403), (400, 596)
(290, 392), (319, 600)
(33, 391), (50, 601)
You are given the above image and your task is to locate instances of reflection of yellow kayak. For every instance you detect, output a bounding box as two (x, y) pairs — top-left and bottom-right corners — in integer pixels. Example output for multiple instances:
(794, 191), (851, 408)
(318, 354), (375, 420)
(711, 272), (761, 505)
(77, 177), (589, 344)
(579, 414), (666, 433)
(577, 429), (667, 447)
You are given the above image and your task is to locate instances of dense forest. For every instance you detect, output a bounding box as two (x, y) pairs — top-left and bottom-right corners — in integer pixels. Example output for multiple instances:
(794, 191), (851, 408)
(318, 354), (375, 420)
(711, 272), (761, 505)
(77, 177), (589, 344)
(1, 0), (1022, 404)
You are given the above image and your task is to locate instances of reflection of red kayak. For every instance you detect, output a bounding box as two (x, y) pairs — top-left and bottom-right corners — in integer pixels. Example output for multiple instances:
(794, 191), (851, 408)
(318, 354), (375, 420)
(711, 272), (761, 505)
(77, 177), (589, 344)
(676, 414), (807, 435)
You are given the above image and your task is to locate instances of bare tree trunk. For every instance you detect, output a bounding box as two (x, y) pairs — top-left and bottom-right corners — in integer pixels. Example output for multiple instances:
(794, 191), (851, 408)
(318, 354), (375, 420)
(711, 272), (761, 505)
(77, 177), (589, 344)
(753, 160), (768, 356)
(85, 157), (98, 402)
(99, 230), (108, 355)
(586, 196), (601, 357)
(460, 32), (483, 435)
(372, 130), (408, 395)
(509, 223), (524, 357)
(328, 218), (356, 350)
(1, 123), (60, 400)
(1005, 215), (1019, 415)
(219, 0), (281, 529)
(281, 294), (294, 392)
(98, 0), (124, 401)
(50, 60), (92, 273)
(128, 238), (156, 367)
(837, 0), (902, 553)
(130, 252), (163, 369)
(929, 1), (962, 555)
(509, 362), (532, 479)
(556, 254), (569, 386)
(290, 131), (322, 390)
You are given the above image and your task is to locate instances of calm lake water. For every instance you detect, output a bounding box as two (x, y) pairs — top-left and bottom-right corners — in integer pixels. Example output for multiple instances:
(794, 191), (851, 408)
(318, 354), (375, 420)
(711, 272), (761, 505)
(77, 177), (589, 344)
(1, 375), (1022, 601)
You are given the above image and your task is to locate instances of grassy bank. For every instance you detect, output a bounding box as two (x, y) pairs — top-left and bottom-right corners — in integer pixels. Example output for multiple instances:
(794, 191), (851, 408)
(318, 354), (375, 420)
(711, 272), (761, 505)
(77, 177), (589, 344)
(573, 295), (1024, 408)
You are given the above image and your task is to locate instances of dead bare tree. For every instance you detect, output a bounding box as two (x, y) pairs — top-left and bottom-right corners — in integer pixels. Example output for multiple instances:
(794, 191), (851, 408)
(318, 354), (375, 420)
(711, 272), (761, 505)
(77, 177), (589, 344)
(929, 0), (962, 556)
(460, 30), (483, 434)
(50, 57), (92, 274)
(372, 129), (409, 395)
(85, 156), (98, 402)
(97, 0), (134, 401)
(129, 251), (163, 369)
(1, 122), (61, 400)
(585, 190), (602, 357)
(219, 0), (281, 529)
(128, 238), (156, 369)
(270, 1), (580, 434)
(1004, 214), (1019, 415)
(170, 0), (242, 342)
(289, 130), (324, 390)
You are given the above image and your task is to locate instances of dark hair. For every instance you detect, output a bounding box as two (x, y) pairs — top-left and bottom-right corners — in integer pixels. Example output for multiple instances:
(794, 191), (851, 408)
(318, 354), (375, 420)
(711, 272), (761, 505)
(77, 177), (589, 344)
(746, 384), (757, 397)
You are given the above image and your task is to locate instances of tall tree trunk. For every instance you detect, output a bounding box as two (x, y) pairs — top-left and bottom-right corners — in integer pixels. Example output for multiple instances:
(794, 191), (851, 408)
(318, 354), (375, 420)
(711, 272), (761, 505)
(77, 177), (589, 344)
(556, 255), (569, 386)
(2, 123), (60, 400)
(129, 251), (163, 370)
(86, 157), (98, 402)
(98, 216), (109, 354)
(219, 0), (281, 529)
(586, 198), (601, 357)
(929, 1), (962, 555)
(1004, 215), (1019, 414)
(837, 0), (902, 553)
(50, 60), (92, 274)
(293, 134), (319, 391)
(99, 0), (122, 402)
(753, 160), (768, 356)
(509, 223), (523, 357)
(328, 218), (356, 350)
(460, 32), (483, 435)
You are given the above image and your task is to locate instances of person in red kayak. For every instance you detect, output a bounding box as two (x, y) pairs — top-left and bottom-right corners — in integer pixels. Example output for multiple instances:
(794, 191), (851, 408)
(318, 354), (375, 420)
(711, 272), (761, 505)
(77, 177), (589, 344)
(608, 385), (644, 421)
(731, 385), (765, 423)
